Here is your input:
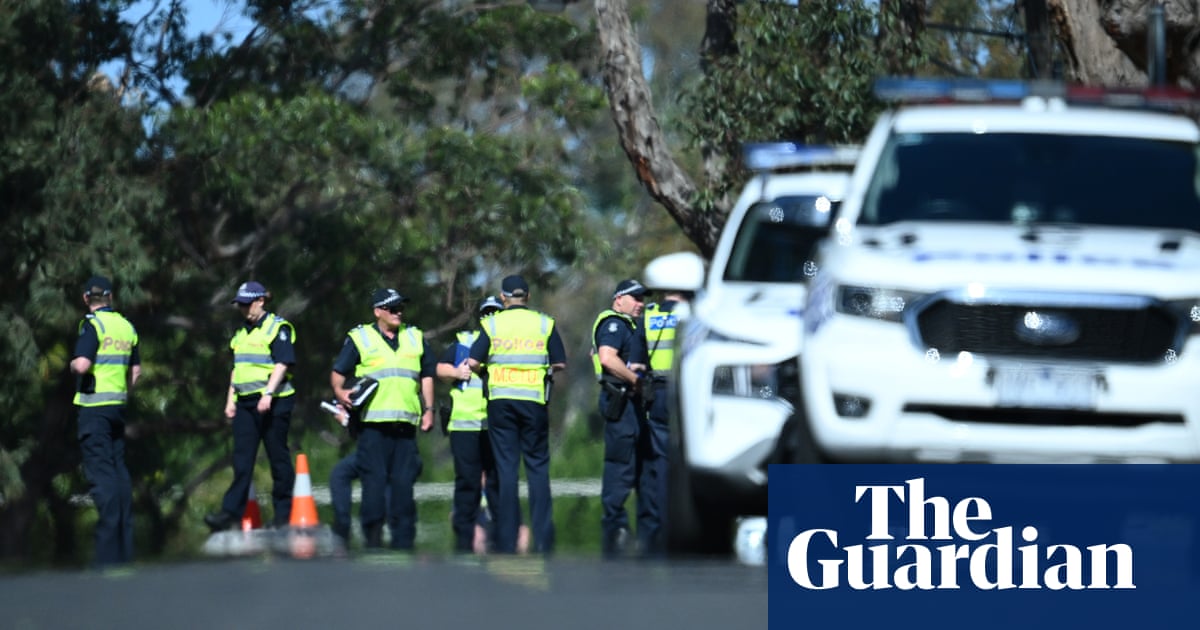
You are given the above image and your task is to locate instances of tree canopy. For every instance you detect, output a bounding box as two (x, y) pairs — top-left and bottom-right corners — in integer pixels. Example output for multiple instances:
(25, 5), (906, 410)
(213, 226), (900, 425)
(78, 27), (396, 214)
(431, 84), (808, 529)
(0, 0), (607, 563)
(1, 0), (1186, 565)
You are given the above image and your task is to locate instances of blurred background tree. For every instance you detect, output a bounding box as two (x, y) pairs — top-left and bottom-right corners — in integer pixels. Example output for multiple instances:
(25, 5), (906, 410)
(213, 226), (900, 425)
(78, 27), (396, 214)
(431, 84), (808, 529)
(1, 0), (1170, 565)
(1, 0), (611, 564)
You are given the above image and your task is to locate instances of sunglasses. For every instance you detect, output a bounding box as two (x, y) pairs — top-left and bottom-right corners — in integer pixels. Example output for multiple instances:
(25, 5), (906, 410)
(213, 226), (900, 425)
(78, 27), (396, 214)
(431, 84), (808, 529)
(384, 305), (405, 314)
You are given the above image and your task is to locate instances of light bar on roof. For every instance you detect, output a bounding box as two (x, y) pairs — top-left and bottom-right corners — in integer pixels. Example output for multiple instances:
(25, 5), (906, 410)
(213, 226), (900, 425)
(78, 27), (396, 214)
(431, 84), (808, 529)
(874, 77), (1200, 112)
(742, 142), (861, 172)
(1063, 84), (1200, 110)
(873, 77), (1063, 102)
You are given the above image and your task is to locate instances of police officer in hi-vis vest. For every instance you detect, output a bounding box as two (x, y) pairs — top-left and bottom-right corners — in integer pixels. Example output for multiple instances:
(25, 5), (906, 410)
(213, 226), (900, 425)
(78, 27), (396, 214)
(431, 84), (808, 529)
(206, 281), (297, 532)
(71, 275), (141, 566)
(640, 288), (688, 557)
(437, 295), (503, 553)
(467, 275), (566, 554)
(331, 288), (435, 549)
(592, 278), (656, 558)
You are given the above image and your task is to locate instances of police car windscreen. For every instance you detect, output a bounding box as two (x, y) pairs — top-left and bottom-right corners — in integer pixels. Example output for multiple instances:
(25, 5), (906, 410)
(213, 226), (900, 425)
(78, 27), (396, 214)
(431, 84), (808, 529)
(724, 195), (839, 283)
(860, 133), (1200, 232)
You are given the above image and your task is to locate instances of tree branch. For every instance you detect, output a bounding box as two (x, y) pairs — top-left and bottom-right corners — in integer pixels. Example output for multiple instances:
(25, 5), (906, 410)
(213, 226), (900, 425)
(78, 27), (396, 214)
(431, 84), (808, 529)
(595, 0), (719, 257)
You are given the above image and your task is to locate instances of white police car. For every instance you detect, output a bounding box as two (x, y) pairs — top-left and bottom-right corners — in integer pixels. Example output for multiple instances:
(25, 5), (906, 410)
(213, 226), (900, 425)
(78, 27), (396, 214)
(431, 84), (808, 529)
(644, 143), (856, 553)
(797, 78), (1200, 464)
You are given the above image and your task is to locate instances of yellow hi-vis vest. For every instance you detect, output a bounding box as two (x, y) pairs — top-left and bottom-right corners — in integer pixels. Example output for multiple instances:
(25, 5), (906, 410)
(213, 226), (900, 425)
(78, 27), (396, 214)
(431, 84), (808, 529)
(644, 302), (678, 373)
(230, 314), (295, 398)
(484, 309), (553, 404)
(350, 324), (424, 424)
(591, 309), (637, 380)
(449, 330), (487, 431)
(74, 310), (138, 407)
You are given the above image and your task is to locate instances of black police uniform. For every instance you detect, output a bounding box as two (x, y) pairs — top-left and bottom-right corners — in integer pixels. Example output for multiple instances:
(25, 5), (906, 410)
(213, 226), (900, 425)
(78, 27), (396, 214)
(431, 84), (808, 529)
(330, 451), (360, 543)
(438, 341), (501, 553)
(468, 306), (566, 554)
(641, 299), (680, 556)
(219, 316), (297, 527)
(73, 306), (140, 566)
(332, 324), (435, 549)
(595, 312), (659, 557)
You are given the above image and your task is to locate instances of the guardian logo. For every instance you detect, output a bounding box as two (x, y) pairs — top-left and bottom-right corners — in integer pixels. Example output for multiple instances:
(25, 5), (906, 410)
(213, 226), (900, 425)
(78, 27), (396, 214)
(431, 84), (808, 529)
(787, 478), (1135, 591)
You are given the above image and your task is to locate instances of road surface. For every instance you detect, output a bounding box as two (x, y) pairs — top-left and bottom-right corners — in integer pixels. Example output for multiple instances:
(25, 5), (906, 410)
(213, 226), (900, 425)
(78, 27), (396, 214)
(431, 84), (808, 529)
(2, 554), (766, 630)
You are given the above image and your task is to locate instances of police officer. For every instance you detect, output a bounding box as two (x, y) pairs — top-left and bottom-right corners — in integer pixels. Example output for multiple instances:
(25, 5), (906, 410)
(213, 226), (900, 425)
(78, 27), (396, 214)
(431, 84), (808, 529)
(329, 449), (359, 546)
(326, 402), (366, 547)
(206, 281), (296, 531)
(467, 275), (566, 554)
(437, 295), (504, 553)
(324, 374), (378, 545)
(71, 275), (140, 566)
(328, 407), (393, 548)
(331, 288), (435, 549)
(592, 278), (655, 558)
(640, 288), (688, 557)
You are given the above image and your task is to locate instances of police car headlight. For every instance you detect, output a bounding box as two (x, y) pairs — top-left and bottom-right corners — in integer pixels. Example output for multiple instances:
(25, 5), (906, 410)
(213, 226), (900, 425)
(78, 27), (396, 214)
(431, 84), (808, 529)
(835, 285), (923, 322)
(712, 363), (783, 400)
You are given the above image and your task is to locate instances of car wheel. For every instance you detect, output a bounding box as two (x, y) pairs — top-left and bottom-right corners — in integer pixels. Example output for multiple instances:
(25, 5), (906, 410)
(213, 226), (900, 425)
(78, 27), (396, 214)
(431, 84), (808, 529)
(777, 409), (827, 464)
(666, 430), (733, 556)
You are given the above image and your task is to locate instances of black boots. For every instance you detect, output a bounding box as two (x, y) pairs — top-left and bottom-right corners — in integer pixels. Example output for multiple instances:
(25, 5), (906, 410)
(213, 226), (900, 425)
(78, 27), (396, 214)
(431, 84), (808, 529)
(364, 523), (384, 548)
(602, 527), (630, 558)
(204, 511), (237, 532)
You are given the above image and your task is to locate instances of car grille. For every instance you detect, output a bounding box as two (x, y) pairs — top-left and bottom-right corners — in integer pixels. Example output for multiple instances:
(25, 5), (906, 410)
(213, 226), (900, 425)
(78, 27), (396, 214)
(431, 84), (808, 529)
(903, 404), (1185, 427)
(914, 300), (1180, 363)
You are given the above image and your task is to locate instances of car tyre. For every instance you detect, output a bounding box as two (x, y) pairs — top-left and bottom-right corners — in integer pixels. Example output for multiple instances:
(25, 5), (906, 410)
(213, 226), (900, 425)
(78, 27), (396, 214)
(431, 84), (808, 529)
(776, 409), (827, 464)
(666, 425), (733, 556)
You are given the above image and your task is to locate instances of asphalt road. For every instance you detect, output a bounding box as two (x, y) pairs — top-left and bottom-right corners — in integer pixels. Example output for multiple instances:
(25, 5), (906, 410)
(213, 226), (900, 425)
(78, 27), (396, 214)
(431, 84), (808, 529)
(2, 554), (766, 630)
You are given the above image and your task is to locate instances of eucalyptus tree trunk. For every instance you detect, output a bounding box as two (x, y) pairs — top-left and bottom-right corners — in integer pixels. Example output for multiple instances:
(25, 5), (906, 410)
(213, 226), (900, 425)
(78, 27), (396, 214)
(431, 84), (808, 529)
(1047, 0), (1143, 85)
(595, 0), (721, 257)
(1044, 0), (1200, 86)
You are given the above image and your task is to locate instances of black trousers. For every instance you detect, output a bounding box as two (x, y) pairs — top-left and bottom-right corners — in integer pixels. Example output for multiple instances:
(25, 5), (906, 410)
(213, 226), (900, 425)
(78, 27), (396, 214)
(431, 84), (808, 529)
(487, 399), (554, 554)
(357, 422), (421, 549)
(220, 395), (295, 526)
(449, 429), (499, 552)
(330, 452), (359, 541)
(641, 380), (671, 557)
(598, 389), (661, 557)
(78, 406), (134, 566)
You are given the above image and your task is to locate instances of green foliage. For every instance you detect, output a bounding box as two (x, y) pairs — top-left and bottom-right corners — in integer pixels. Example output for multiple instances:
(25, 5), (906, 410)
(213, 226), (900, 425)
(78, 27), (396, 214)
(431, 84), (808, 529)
(0, 0), (610, 566)
(680, 1), (929, 211)
(0, 0), (1026, 566)
(523, 63), (609, 128)
(550, 410), (603, 480)
(925, 0), (1026, 78)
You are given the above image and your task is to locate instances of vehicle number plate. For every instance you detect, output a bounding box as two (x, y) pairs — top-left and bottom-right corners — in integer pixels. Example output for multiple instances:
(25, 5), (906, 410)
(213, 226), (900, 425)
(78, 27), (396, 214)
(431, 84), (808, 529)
(991, 365), (1100, 409)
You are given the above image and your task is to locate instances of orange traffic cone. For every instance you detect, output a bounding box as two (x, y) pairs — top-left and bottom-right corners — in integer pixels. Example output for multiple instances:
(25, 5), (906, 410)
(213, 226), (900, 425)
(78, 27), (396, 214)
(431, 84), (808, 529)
(289, 453), (320, 528)
(241, 481), (263, 531)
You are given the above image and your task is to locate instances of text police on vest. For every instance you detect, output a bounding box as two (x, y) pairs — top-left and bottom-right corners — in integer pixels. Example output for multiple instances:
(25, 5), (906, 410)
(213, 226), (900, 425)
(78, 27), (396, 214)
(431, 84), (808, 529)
(490, 337), (547, 352)
(101, 337), (135, 352)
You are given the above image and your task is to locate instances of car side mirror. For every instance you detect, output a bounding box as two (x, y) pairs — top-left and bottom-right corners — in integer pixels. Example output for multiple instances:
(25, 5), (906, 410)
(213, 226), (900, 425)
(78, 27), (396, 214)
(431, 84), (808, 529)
(643, 252), (706, 293)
